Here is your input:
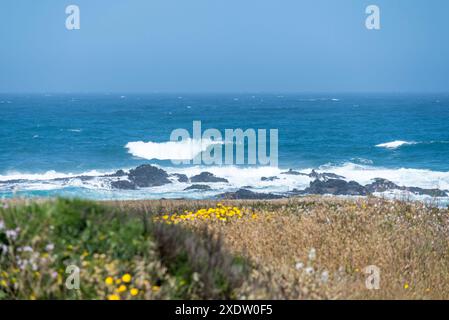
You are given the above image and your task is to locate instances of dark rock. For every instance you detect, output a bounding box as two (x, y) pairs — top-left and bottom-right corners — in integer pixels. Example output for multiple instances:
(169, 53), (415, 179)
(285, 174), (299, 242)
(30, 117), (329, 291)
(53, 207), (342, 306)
(323, 172), (346, 180)
(405, 187), (447, 197)
(304, 179), (368, 196)
(190, 172), (228, 183)
(184, 184), (212, 191)
(365, 178), (400, 193)
(217, 189), (285, 200)
(128, 165), (171, 187)
(105, 169), (127, 177)
(309, 170), (345, 181)
(111, 180), (136, 190)
(170, 173), (189, 183)
(280, 169), (345, 180)
(261, 176), (279, 181)
(365, 178), (448, 197)
(115, 169), (127, 177)
(281, 169), (307, 176)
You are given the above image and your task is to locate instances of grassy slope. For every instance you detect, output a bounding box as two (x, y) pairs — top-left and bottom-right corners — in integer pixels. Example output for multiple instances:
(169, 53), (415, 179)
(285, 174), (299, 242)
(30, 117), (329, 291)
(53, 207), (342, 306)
(1, 197), (449, 299)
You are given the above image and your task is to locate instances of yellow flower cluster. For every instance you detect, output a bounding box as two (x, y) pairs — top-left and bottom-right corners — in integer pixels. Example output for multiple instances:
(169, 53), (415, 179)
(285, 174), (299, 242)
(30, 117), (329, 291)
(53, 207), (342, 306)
(105, 273), (140, 300)
(104, 273), (161, 300)
(154, 204), (256, 224)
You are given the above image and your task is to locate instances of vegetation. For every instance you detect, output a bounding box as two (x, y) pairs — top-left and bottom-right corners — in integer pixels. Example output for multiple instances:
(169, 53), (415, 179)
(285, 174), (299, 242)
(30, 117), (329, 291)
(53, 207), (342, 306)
(0, 199), (245, 300)
(1, 197), (449, 299)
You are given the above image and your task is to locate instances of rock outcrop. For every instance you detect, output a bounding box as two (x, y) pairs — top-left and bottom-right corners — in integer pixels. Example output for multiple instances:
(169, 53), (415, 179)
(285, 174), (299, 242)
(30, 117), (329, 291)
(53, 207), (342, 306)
(365, 178), (447, 197)
(170, 173), (189, 183)
(261, 176), (279, 181)
(190, 172), (228, 183)
(304, 179), (368, 196)
(281, 169), (307, 176)
(309, 170), (345, 181)
(184, 184), (212, 191)
(110, 180), (136, 190)
(127, 165), (171, 187)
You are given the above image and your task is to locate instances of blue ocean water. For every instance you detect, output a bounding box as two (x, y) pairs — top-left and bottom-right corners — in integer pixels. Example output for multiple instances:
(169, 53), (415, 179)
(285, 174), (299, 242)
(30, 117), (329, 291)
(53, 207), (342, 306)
(1, 93), (449, 200)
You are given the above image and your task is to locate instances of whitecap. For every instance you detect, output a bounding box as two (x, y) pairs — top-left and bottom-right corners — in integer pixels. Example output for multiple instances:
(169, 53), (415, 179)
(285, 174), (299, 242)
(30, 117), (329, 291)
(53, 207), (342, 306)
(319, 162), (449, 190)
(0, 170), (115, 182)
(375, 140), (417, 149)
(125, 138), (223, 161)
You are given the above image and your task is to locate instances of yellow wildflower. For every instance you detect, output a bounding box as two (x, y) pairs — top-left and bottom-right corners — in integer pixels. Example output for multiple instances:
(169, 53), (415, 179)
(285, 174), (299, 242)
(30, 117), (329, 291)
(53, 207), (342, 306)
(152, 285), (161, 292)
(116, 285), (127, 293)
(105, 277), (114, 285)
(122, 274), (132, 283)
(108, 294), (120, 300)
(130, 288), (139, 296)
(404, 283), (409, 289)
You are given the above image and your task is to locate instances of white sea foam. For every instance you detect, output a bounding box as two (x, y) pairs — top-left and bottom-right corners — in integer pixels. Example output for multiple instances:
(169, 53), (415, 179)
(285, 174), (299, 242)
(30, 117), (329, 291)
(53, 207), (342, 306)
(166, 165), (309, 192)
(375, 140), (417, 149)
(125, 138), (223, 161)
(319, 162), (449, 190)
(0, 170), (114, 182)
(1, 163), (449, 203)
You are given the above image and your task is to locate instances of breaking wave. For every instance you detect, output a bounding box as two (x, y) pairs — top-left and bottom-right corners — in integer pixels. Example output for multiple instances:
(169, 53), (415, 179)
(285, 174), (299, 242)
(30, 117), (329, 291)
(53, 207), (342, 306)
(125, 138), (223, 161)
(375, 140), (417, 149)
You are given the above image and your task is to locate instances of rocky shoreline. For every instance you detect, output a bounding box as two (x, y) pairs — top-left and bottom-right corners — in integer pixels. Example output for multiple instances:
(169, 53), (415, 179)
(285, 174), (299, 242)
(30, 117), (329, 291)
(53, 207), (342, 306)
(101, 164), (449, 200)
(2, 164), (448, 200)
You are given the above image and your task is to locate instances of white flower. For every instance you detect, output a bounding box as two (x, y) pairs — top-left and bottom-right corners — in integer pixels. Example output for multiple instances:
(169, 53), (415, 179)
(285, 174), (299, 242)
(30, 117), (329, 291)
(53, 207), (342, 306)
(308, 248), (316, 261)
(321, 271), (329, 283)
(45, 243), (55, 252)
(295, 262), (304, 270)
(0, 244), (8, 255)
(6, 229), (18, 241)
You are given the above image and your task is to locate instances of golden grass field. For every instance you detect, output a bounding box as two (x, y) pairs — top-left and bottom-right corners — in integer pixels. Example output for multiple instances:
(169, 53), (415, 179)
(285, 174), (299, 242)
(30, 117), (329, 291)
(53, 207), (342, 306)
(113, 196), (449, 299)
(1, 196), (448, 300)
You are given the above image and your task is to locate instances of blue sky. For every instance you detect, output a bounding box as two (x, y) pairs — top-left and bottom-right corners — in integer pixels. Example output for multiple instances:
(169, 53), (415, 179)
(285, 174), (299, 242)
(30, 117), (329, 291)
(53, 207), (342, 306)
(0, 0), (448, 93)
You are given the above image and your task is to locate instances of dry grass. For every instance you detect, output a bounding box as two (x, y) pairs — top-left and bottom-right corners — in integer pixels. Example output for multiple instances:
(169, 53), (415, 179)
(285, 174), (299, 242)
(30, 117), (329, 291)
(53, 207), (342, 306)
(118, 196), (449, 299)
(3, 196), (448, 299)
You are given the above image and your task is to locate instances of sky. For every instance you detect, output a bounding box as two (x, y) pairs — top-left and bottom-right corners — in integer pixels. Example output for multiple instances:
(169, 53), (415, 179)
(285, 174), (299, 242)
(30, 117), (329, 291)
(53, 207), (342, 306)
(0, 0), (448, 93)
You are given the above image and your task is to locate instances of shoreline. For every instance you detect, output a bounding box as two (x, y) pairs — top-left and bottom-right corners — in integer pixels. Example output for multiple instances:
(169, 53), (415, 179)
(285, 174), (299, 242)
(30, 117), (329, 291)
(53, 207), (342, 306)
(1, 164), (448, 206)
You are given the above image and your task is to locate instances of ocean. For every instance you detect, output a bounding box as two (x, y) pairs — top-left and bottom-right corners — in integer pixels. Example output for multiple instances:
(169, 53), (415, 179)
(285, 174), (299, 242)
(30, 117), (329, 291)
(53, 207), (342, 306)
(1, 93), (449, 202)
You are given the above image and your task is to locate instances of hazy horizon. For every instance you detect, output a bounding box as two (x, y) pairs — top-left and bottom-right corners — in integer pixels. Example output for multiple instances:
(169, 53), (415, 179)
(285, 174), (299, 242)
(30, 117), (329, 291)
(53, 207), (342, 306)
(1, 0), (448, 93)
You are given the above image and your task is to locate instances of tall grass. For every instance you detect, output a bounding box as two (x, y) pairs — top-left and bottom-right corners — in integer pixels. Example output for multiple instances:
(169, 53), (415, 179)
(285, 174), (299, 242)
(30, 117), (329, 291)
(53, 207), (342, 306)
(1, 196), (448, 299)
